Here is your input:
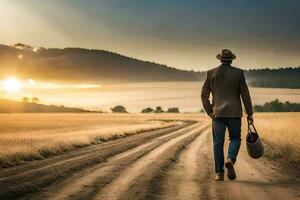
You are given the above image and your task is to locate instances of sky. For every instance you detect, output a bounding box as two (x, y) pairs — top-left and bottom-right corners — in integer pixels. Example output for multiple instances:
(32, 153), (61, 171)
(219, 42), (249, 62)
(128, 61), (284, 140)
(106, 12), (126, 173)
(0, 0), (299, 70)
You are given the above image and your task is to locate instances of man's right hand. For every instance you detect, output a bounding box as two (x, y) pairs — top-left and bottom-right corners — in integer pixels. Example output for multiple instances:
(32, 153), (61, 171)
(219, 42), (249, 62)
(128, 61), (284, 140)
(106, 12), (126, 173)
(247, 115), (254, 124)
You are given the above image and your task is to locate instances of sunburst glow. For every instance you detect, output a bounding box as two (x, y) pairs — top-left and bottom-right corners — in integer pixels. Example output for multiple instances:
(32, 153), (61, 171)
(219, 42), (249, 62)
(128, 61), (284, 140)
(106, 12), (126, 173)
(3, 77), (21, 92)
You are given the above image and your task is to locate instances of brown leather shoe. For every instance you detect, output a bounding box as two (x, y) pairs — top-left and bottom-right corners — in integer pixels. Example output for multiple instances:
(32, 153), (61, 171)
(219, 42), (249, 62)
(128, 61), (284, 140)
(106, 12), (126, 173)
(214, 173), (224, 181)
(225, 158), (236, 180)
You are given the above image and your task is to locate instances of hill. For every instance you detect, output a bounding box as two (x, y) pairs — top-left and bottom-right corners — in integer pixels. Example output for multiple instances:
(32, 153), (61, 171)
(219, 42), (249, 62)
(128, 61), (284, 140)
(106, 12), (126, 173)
(0, 99), (95, 113)
(0, 43), (299, 88)
(0, 44), (200, 83)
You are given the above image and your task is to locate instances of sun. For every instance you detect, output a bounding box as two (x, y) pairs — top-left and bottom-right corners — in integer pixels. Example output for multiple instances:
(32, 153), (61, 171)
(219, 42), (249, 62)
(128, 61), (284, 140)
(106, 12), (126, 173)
(3, 77), (21, 92)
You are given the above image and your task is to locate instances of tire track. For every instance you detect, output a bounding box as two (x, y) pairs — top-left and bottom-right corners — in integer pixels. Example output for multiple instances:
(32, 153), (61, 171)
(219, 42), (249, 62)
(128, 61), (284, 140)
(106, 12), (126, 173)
(33, 122), (204, 200)
(0, 122), (194, 200)
(158, 129), (210, 200)
(154, 125), (225, 200)
(94, 122), (209, 200)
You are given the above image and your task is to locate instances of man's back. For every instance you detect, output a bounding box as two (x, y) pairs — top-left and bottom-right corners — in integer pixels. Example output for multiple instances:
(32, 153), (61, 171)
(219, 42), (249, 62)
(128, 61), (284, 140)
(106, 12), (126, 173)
(201, 63), (253, 118)
(201, 49), (254, 181)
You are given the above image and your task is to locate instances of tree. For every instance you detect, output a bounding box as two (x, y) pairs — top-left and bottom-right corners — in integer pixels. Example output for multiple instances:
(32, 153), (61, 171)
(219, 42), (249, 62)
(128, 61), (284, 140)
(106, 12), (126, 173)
(141, 107), (154, 113)
(253, 99), (300, 112)
(22, 97), (29, 103)
(111, 105), (127, 113)
(31, 97), (40, 104)
(167, 107), (180, 113)
(154, 106), (164, 113)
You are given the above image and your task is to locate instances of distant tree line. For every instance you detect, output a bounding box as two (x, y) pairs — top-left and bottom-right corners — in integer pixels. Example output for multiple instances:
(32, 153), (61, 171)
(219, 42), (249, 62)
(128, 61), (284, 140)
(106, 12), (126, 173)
(254, 99), (300, 112)
(245, 67), (300, 89)
(110, 105), (180, 113)
(141, 106), (180, 113)
(22, 97), (40, 104)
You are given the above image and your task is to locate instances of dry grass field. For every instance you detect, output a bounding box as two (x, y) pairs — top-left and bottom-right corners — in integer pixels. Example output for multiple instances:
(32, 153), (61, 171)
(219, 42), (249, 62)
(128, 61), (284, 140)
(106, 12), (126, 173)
(243, 113), (300, 169)
(0, 113), (204, 167)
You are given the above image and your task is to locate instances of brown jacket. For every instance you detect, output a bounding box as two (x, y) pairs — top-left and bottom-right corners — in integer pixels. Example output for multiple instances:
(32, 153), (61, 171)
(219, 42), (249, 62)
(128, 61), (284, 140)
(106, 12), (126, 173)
(201, 63), (253, 118)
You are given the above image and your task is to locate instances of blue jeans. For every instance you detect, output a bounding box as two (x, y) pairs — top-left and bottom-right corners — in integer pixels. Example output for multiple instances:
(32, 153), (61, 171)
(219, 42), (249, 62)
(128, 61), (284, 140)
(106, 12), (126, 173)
(212, 118), (241, 173)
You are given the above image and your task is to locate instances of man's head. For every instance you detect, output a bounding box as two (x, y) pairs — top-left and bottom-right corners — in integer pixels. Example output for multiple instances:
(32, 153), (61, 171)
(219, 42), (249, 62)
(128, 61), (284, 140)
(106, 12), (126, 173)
(216, 49), (236, 64)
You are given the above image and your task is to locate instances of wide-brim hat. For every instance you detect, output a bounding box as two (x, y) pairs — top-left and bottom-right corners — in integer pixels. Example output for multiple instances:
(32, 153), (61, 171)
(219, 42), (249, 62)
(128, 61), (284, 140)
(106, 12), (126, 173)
(216, 49), (236, 61)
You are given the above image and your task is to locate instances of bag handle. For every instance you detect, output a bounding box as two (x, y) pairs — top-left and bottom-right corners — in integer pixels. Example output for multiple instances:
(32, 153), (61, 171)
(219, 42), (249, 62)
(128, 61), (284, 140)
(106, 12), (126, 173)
(247, 119), (257, 141)
(247, 121), (257, 134)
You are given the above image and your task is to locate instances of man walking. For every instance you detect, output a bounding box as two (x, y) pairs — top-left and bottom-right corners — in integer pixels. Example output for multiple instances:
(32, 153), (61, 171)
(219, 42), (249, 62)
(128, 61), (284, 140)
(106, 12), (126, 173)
(201, 49), (254, 181)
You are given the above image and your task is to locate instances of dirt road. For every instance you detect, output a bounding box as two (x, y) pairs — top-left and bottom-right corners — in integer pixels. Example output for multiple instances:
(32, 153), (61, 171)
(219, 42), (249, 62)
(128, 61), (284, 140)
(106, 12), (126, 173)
(0, 121), (299, 200)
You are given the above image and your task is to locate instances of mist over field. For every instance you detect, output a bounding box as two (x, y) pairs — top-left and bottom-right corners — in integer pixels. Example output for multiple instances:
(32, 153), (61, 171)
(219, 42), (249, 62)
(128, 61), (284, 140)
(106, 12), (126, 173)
(3, 82), (298, 113)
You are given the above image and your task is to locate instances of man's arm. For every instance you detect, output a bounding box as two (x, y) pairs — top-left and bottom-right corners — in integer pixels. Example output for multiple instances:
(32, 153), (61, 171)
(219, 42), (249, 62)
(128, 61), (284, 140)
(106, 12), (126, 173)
(240, 71), (253, 118)
(201, 71), (213, 117)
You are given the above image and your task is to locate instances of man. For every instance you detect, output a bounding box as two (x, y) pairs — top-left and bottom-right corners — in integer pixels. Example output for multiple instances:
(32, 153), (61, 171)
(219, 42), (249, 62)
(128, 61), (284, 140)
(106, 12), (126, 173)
(201, 49), (254, 181)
